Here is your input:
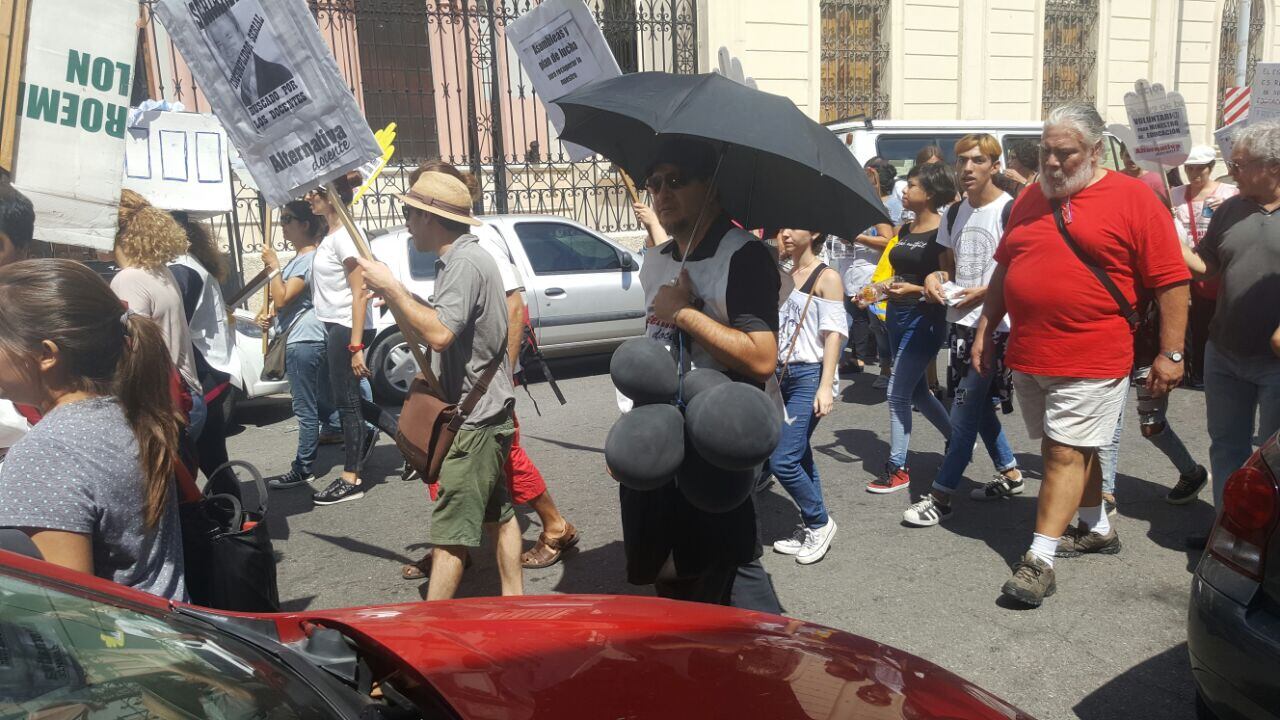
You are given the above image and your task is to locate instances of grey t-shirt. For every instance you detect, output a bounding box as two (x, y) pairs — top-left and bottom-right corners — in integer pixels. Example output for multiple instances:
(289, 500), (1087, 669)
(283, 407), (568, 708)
(1196, 195), (1280, 359)
(0, 397), (187, 600)
(429, 234), (515, 428)
(277, 251), (327, 344)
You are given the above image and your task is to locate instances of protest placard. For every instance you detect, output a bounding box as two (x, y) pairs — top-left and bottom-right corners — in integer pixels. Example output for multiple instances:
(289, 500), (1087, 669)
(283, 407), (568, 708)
(1123, 79), (1191, 167)
(152, 0), (380, 206)
(123, 110), (233, 216)
(1249, 63), (1280, 123)
(9, 0), (136, 250)
(507, 0), (621, 161)
(1215, 119), (1246, 163)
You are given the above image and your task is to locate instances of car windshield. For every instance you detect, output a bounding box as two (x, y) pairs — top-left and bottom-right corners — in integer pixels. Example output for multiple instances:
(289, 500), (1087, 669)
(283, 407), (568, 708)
(0, 572), (335, 720)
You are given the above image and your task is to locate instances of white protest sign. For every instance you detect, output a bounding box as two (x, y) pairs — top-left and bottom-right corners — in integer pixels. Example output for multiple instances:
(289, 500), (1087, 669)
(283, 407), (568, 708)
(1249, 63), (1280, 123)
(10, 0), (136, 251)
(123, 111), (233, 217)
(1215, 119), (1246, 163)
(1123, 79), (1192, 167)
(152, 0), (381, 206)
(507, 0), (621, 161)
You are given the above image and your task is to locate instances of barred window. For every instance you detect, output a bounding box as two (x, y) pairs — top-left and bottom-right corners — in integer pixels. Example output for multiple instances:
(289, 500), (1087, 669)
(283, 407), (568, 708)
(1217, 0), (1266, 128)
(820, 0), (889, 123)
(1042, 0), (1098, 117)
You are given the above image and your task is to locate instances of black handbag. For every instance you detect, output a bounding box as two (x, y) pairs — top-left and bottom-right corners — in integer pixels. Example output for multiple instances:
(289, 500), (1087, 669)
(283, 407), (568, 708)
(179, 460), (280, 612)
(261, 312), (304, 382)
(1051, 203), (1162, 369)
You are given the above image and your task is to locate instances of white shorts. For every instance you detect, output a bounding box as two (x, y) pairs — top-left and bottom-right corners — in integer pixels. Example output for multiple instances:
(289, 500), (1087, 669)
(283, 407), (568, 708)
(1012, 372), (1128, 448)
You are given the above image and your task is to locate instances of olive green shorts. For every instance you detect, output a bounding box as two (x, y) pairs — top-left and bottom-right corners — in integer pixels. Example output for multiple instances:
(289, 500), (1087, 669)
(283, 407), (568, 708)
(430, 417), (516, 547)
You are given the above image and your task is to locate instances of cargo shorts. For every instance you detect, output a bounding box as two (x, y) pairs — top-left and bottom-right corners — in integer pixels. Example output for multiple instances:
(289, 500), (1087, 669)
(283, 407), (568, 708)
(430, 416), (516, 547)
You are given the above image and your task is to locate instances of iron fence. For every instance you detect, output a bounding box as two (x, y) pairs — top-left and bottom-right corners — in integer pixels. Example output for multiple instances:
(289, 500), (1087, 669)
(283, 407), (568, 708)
(138, 0), (698, 277)
(819, 0), (890, 124)
(1217, 0), (1266, 128)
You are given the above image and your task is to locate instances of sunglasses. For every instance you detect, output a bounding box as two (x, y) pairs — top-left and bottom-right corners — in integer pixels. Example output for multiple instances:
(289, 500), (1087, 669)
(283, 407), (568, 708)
(402, 205), (424, 222)
(1226, 158), (1265, 173)
(644, 173), (691, 194)
(279, 214), (298, 225)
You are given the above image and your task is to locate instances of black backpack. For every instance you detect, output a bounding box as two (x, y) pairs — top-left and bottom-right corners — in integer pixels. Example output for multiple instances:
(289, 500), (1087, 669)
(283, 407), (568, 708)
(945, 197), (1015, 238)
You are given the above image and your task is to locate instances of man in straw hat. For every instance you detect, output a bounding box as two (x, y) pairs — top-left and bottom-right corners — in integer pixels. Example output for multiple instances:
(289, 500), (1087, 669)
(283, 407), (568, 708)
(358, 171), (522, 600)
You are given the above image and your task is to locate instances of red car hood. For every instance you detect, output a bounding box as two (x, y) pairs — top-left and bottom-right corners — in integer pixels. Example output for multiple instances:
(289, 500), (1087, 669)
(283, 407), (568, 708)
(294, 594), (1034, 720)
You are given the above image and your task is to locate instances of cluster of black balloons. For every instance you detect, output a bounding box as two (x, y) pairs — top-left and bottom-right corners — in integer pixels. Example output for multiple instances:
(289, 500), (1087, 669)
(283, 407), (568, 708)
(606, 338), (781, 513)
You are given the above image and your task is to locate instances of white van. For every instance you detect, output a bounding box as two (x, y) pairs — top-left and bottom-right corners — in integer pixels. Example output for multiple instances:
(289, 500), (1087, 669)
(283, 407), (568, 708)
(825, 119), (1132, 176)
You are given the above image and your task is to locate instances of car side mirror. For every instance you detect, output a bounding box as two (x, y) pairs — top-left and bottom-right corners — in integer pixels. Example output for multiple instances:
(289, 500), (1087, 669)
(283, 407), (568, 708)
(620, 253), (638, 271)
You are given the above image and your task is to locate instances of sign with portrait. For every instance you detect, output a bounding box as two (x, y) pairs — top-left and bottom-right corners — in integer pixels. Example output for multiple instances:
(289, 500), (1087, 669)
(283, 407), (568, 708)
(152, 0), (380, 206)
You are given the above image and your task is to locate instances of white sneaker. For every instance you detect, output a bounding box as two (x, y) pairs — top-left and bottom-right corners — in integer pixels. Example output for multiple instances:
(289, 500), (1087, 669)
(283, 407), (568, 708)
(796, 518), (836, 565)
(903, 495), (953, 527)
(772, 526), (806, 556)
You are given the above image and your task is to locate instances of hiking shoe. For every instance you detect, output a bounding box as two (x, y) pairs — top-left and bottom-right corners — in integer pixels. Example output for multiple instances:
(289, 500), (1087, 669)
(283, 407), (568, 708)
(872, 374), (890, 389)
(773, 526), (807, 556)
(970, 473), (1025, 501)
(903, 495), (953, 527)
(1001, 552), (1056, 607)
(797, 519), (836, 565)
(1166, 465), (1209, 505)
(1056, 523), (1122, 557)
(867, 465), (910, 494)
(313, 478), (365, 505)
(268, 468), (312, 490)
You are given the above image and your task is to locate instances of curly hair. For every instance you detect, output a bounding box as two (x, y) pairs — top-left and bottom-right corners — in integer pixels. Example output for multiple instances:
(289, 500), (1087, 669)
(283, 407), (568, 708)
(115, 189), (188, 270)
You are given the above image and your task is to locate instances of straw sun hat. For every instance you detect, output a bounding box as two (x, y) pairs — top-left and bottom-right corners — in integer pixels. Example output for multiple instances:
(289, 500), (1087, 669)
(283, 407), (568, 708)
(396, 172), (481, 226)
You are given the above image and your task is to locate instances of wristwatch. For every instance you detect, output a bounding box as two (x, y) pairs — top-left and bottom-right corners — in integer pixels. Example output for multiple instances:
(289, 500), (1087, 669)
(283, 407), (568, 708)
(1161, 350), (1184, 363)
(347, 343), (365, 353)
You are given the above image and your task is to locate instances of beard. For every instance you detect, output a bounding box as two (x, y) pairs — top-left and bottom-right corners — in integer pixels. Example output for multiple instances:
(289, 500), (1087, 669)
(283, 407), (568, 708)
(1039, 159), (1097, 199)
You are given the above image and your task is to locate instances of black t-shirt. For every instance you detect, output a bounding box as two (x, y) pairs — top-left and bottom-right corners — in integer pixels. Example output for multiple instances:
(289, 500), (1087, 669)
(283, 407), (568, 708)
(1196, 195), (1280, 359)
(888, 227), (945, 304)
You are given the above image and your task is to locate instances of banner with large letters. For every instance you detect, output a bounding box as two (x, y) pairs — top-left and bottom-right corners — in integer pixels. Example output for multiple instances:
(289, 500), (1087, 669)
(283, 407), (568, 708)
(10, 0), (136, 251)
(152, 0), (380, 206)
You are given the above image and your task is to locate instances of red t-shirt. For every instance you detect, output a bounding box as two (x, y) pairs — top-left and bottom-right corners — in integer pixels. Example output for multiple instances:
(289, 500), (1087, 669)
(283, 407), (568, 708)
(994, 171), (1191, 378)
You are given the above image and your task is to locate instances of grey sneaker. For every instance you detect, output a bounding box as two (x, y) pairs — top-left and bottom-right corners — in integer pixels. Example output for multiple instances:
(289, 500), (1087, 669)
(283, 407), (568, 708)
(267, 468), (311, 490)
(970, 473), (1025, 501)
(1055, 523), (1122, 558)
(1001, 552), (1057, 607)
(1166, 465), (1210, 505)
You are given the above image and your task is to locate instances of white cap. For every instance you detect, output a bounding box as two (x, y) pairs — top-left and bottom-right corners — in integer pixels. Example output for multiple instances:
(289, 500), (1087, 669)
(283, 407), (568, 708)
(1186, 145), (1217, 166)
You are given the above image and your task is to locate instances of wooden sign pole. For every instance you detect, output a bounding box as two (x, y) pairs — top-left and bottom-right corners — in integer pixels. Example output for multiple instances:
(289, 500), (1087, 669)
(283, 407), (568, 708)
(260, 208), (273, 354)
(0, 0), (32, 172)
(325, 183), (443, 397)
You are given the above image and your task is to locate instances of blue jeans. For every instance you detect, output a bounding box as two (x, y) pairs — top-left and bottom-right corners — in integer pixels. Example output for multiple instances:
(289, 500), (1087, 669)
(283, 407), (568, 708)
(286, 341), (335, 476)
(1205, 341), (1280, 508)
(886, 302), (951, 469)
(770, 363), (829, 529)
(1100, 367), (1201, 497)
(932, 356), (1017, 494)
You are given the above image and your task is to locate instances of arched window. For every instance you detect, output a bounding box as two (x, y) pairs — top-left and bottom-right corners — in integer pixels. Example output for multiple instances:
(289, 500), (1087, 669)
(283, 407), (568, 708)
(820, 0), (890, 122)
(1042, 0), (1099, 117)
(1217, 0), (1266, 127)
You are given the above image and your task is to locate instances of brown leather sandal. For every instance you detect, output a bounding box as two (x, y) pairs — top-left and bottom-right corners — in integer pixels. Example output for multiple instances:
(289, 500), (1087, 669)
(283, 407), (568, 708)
(521, 523), (580, 569)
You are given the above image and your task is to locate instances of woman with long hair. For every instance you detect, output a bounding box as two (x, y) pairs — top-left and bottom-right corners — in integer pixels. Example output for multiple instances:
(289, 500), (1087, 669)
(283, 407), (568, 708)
(866, 162), (955, 494)
(170, 216), (237, 479)
(111, 190), (203, 434)
(0, 259), (186, 600)
(308, 174), (376, 505)
(261, 199), (340, 489)
(769, 229), (845, 566)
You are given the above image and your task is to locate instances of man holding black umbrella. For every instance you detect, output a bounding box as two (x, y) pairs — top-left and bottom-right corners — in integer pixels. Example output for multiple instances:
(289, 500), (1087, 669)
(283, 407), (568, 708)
(622, 138), (783, 612)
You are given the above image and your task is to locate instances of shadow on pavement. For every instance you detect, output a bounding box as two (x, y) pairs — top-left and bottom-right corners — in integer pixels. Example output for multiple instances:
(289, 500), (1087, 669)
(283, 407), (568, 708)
(1073, 642), (1195, 720)
(264, 441), (404, 542)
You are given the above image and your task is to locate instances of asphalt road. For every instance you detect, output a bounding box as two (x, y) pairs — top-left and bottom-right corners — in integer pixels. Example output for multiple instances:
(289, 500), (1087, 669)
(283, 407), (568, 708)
(227, 355), (1216, 720)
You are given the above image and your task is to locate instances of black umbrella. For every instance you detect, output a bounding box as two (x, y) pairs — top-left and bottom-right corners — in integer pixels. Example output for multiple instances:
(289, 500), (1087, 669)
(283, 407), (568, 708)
(554, 71), (889, 238)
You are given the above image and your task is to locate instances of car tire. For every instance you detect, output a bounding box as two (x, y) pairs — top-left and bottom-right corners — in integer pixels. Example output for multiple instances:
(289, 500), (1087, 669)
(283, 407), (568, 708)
(370, 330), (416, 404)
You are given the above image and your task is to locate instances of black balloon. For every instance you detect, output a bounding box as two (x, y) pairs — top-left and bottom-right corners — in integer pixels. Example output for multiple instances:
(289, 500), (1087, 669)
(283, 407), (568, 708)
(605, 404), (684, 490)
(680, 367), (731, 403)
(685, 382), (781, 470)
(677, 440), (754, 513)
(610, 337), (678, 406)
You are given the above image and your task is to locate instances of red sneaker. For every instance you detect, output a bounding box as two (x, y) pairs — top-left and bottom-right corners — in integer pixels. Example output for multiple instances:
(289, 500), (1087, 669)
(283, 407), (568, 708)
(867, 465), (910, 494)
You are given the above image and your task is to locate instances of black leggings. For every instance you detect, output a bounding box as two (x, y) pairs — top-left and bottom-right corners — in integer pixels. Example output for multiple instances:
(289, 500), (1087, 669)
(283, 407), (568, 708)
(325, 323), (374, 474)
